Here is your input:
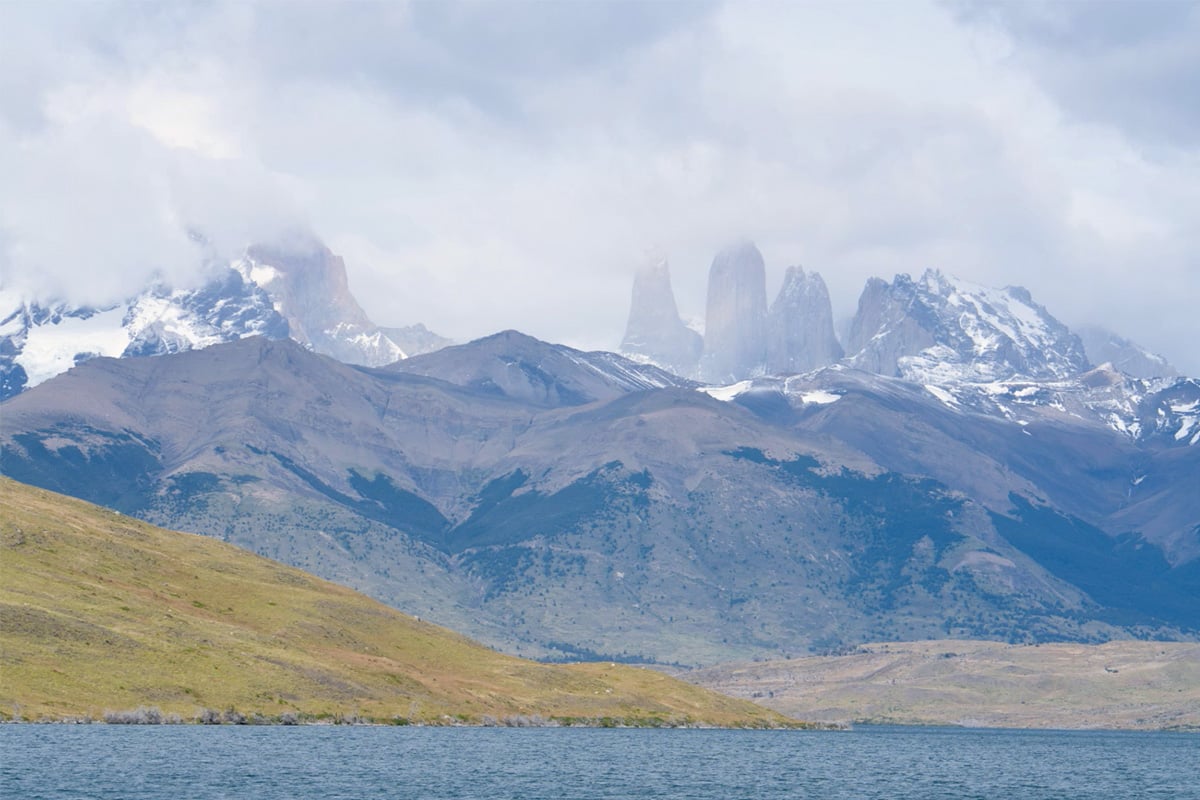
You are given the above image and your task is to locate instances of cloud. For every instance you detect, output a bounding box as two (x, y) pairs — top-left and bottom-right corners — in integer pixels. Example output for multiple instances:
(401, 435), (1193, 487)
(1, 0), (1197, 375)
(949, 0), (1200, 149)
(0, 2), (310, 304)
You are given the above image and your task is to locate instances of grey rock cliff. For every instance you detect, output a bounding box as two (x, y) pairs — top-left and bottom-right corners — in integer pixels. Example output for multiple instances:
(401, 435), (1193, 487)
(380, 323), (455, 358)
(765, 266), (844, 374)
(845, 269), (1090, 382)
(699, 241), (768, 383)
(1076, 325), (1178, 379)
(844, 275), (936, 378)
(619, 255), (702, 377)
(241, 240), (406, 367)
(1, 238), (453, 401)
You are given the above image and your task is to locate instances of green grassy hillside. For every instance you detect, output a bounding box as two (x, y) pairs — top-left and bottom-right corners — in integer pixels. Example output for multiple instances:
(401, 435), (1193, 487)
(0, 477), (794, 726)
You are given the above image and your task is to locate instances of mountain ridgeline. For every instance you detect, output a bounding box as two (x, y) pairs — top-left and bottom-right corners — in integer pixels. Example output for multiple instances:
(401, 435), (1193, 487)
(623, 242), (844, 383)
(2, 328), (1196, 666)
(1, 236), (1196, 667)
(619, 241), (1176, 385)
(0, 237), (451, 401)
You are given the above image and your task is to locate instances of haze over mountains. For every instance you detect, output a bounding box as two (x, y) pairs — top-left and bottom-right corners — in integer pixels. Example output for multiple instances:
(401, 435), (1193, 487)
(1, 235), (1196, 667)
(0, 237), (450, 401)
(620, 240), (1175, 386)
(2, 234), (1180, 401)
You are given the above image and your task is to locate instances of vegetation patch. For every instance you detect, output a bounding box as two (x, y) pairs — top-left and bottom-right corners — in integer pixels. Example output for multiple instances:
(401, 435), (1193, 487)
(0, 477), (797, 728)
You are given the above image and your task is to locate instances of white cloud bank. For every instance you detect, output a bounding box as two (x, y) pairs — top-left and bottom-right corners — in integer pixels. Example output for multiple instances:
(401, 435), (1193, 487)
(1, 0), (1197, 374)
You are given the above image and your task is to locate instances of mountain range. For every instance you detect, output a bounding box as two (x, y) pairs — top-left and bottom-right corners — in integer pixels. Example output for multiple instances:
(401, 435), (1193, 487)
(0, 237), (450, 401)
(1, 238), (1196, 667)
(620, 241), (1176, 384)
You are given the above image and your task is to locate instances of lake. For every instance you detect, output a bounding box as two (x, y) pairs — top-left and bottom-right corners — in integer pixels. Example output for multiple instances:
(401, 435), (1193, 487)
(1, 725), (1196, 799)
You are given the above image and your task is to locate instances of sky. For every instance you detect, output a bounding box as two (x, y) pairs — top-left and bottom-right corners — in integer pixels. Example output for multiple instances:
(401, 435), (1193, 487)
(2, 0), (1198, 374)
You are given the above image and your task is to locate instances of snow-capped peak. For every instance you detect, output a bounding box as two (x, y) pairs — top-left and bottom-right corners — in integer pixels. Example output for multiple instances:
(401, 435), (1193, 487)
(1, 242), (455, 401)
(0, 269), (290, 400)
(845, 269), (1089, 384)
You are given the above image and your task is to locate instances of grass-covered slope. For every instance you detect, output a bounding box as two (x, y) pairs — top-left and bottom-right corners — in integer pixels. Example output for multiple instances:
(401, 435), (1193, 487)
(687, 639), (1200, 731)
(0, 478), (793, 726)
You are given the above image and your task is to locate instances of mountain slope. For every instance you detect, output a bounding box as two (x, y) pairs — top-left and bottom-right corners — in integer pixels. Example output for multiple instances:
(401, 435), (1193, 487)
(1076, 325), (1178, 379)
(0, 272), (289, 400)
(0, 477), (794, 726)
(389, 329), (692, 408)
(3, 334), (1195, 666)
(708, 368), (1200, 565)
(845, 269), (1089, 382)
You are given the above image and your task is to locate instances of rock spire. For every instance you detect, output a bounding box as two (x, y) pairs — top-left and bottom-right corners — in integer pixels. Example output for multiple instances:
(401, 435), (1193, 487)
(619, 254), (702, 377)
(699, 241), (768, 383)
(765, 266), (843, 374)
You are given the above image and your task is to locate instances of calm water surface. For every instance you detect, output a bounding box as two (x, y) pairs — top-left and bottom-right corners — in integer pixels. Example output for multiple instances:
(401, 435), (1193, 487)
(1, 725), (1196, 799)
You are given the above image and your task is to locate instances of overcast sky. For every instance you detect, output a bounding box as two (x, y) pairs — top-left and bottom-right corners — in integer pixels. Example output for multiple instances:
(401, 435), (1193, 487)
(2, 0), (1198, 374)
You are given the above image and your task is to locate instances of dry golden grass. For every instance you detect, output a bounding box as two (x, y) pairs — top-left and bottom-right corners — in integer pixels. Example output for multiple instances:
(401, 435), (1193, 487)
(0, 477), (794, 726)
(688, 639), (1200, 730)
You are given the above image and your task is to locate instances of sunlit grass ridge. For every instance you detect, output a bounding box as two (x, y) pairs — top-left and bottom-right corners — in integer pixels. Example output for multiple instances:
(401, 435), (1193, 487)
(0, 477), (799, 726)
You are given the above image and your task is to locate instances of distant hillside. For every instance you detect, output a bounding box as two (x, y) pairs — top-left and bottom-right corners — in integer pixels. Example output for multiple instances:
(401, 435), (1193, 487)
(0, 477), (794, 727)
(686, 639), (1200, 731)
(2, 334), (1196, 666)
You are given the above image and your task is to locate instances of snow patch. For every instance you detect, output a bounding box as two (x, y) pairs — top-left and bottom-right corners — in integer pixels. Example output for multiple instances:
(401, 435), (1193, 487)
(234, 258), (282, 289)
(924, 384), (959, 408)
(701, 380), (754, 402)
(16, 306), (130, 388)
(1175, 416), (1198, 442)
(799, 390), (841, 405)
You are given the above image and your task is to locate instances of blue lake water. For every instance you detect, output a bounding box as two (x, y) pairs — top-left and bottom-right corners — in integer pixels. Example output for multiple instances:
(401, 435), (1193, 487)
(1, 725), (1196, 799)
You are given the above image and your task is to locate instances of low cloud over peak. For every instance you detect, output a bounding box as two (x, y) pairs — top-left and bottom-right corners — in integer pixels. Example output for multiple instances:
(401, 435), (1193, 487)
(2, 0), (1197, 375)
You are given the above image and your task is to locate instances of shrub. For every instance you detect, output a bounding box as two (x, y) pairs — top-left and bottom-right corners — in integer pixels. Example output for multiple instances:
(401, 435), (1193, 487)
(196, 708), (222, 724)
(103, 706), (164, 724)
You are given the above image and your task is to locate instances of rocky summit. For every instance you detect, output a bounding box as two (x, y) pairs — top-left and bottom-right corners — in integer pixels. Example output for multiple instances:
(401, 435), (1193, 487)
(765, 266), (843, 375)
(0, 237), (449, 401)
(843, 269), (1089, 383)
(237, 239), (411, 367)
(699, 241), (768, 383)
(0, 270), (289, 401)
(1076, 325), (1178, 379)
(619, 254), (703, 377)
